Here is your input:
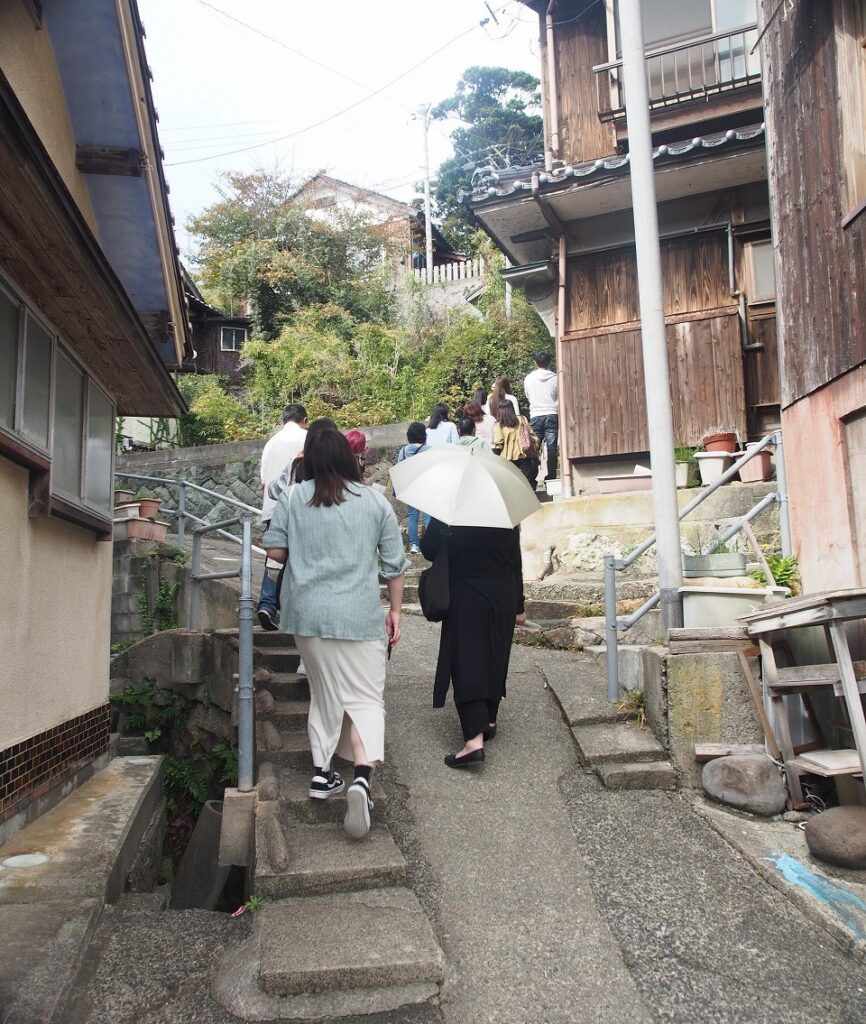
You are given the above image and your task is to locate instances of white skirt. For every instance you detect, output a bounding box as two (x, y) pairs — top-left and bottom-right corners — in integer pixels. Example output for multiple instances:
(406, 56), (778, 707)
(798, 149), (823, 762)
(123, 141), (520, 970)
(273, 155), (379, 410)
(295, 635), (387, 769)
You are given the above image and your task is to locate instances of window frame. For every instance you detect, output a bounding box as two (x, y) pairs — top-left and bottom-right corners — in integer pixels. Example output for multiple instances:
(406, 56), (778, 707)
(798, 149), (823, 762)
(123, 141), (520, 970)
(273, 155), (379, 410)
(744, 237), (777, 306)
(0, 271), (115, 537)
(220, 325), (247, 352)
(837, 0), (866, 225)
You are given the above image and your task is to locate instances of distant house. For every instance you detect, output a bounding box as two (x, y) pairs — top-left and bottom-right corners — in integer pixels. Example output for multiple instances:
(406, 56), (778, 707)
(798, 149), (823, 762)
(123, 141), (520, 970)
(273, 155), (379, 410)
(0, 0), (188, 841)
(757, 0), (866, 592)
(296, 172), (473, 277)
(181, 269), (250, 381)
(464, 0), (777, 492)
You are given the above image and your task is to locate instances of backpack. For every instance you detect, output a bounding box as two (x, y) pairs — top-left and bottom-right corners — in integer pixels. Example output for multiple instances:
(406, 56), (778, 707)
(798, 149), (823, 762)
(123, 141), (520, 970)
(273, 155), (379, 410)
(418, 532), (450, 622)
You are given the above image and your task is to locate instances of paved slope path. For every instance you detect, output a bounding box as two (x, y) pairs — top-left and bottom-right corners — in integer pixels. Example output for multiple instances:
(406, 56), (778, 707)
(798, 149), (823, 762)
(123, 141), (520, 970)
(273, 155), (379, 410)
(384, 616), (651, 1024)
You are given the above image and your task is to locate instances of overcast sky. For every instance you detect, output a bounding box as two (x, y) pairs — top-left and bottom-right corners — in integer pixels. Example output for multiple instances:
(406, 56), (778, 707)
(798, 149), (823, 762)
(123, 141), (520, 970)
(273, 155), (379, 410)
(138, 0), (539, 255)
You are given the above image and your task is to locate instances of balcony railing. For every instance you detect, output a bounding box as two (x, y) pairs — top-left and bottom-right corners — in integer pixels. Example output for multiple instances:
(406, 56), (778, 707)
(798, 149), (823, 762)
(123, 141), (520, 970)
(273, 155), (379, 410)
(594, 23), (761, 121)
(411, 257), (486, 285)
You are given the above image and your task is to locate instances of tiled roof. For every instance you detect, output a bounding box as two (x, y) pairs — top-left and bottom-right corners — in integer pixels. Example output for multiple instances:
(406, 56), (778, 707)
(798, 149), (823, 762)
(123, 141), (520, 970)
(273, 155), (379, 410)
(460, 124), (765, 204)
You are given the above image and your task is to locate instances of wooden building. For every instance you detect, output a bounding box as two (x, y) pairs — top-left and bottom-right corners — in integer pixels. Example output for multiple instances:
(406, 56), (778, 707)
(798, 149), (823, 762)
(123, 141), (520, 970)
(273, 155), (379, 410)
(464, 0), (779, 492)
(757, 0), (866, 592)
(182, 269), (250, 381)
(0, 0), (188, 841)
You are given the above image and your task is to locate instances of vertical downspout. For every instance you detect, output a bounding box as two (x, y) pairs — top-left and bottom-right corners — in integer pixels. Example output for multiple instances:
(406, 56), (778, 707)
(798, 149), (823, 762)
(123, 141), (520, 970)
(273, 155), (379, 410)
(546, 1), (560, 160)
(556, 233), (573, 497)
(539, 12), (553, 172)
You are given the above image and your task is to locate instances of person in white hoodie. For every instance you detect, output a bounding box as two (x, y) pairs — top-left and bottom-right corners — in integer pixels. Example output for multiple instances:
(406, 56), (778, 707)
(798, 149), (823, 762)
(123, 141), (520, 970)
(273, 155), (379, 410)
(524, 352), (559, 483)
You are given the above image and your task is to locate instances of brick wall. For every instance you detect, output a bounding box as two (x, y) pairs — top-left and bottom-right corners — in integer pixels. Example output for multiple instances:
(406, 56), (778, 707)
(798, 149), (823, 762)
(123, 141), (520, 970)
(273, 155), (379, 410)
(0, 704), (110, 829)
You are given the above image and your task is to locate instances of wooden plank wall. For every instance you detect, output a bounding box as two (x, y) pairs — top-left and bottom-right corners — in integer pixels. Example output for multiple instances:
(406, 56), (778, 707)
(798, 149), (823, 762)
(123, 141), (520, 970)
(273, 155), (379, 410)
(744, 313), (780, 422)
(760, 0), (866, 406)
(553, 0), (617, 165)
(566, 232), (731, 331)
(562, 310), (746, 457)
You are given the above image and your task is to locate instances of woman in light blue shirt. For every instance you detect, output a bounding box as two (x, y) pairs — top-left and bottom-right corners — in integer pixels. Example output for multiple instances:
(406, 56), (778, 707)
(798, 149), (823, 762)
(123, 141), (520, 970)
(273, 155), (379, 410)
(425, 403), (458, 446)
(264, 427), (408, 839)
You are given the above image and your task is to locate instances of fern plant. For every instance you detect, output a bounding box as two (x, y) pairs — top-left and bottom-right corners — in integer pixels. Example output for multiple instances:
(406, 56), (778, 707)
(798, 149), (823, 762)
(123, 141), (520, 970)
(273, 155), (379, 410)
(750, 555), (800, 594)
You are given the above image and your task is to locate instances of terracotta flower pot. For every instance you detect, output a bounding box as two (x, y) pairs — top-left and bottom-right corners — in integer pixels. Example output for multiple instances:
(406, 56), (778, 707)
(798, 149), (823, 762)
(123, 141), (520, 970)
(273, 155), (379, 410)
(701, 432), (737, 454)
(739, 448), (772, 483)
(136, 497), (161, 518)
(114, 489), (135, 505)
(120, 518), (168, 543)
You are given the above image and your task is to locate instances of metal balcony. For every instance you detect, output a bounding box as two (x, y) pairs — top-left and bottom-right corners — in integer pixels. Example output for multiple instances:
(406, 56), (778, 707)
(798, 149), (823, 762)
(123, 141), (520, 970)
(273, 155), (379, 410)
(594, 23), (761, 120)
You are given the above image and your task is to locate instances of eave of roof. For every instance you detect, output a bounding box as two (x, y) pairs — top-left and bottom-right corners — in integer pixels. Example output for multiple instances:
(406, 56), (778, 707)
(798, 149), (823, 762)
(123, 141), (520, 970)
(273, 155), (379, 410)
(460, 124), (766, 206)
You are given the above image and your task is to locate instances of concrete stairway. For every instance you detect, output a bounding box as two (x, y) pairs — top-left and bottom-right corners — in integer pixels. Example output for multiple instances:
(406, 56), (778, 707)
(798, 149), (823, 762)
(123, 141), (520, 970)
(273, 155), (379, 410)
(539, 652), (676, 791)
(214, 628), (445, 1020)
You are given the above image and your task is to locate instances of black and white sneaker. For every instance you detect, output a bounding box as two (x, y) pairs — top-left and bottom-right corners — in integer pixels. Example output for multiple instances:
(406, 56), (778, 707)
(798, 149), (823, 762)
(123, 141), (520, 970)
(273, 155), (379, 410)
(257, 607), (278, 631)
(308, 770), (345, 800)
(344, 777), (373, 839)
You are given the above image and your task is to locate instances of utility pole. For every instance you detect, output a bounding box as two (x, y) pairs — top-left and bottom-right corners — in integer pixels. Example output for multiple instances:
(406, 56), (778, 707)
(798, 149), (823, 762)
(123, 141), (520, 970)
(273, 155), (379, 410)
(417, 103), (435, 285)
(618, 0), (683, 632)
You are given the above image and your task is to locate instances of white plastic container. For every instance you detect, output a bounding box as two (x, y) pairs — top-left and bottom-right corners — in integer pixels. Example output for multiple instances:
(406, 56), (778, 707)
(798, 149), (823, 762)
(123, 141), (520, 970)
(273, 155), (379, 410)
(695, 451), (733, 485)
(545, 478), (562, 496)
(113, 502), (141, 520)
(680, 586), (790, 627)
(596, 473), (653, 494)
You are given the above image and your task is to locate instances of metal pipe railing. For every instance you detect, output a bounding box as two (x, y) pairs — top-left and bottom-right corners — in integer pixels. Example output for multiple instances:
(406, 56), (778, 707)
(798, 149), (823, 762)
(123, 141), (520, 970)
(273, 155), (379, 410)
(604, 431), (791, 702)
(116, 470), (261, 793)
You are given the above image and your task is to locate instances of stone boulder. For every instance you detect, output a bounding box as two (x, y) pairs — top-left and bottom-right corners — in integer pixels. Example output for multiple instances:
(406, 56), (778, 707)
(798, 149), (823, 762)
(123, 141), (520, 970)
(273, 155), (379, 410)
(804, 806), (866, 870)
(702, 753), (787, 816)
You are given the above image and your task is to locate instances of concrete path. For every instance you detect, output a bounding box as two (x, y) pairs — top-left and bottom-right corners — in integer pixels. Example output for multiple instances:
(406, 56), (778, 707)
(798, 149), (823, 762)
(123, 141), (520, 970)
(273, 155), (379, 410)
(63, 615), (866, 1023)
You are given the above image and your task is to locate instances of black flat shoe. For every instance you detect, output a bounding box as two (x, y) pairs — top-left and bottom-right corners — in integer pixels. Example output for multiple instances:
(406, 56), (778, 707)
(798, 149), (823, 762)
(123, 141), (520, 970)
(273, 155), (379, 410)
(444, 749), (485, 769)
(483, 724), (497, 742)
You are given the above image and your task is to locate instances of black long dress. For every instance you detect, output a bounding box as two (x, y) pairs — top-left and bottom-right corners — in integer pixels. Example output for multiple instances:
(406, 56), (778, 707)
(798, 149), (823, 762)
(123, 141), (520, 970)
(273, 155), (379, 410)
(420, 520), (525, 712)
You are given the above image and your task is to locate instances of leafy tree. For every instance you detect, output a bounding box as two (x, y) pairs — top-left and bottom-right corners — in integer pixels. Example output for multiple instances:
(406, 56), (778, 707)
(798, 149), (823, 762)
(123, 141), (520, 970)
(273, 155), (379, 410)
(430, 66), (543, 249)
(176, 375), (260, 445)
(187, 171), (396, 338)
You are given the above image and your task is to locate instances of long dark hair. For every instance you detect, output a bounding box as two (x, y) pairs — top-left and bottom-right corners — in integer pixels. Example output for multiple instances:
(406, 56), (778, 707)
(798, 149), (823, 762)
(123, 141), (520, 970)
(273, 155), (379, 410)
(496, 400), (518, 429)
(472, 388), (487, 408)
(488, 377), (511, 413)
(303, 427), (362, 507)
(289, 417), (337, 483)
(429, 403), (450, 430)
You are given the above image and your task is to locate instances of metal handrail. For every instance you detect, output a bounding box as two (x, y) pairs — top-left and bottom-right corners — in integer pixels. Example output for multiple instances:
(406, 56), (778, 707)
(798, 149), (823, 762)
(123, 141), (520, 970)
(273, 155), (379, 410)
(116, 469), (260, 791)
(593, 23), (759, 72)
(603, 431), (792, 701)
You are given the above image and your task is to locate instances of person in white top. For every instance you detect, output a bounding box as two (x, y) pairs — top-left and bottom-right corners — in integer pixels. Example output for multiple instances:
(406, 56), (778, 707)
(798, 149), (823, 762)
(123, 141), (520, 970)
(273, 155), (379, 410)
(482, 376), (520, 418)
(464, 399), (496, 447)
(524, 352), (559, 482)
(258, 404), (308, 629)
(425, 403), (459, 445)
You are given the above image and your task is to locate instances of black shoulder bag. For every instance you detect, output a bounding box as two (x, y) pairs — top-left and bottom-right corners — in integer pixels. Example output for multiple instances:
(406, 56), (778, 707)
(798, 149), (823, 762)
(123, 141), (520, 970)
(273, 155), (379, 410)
(418, 532), (450, 622)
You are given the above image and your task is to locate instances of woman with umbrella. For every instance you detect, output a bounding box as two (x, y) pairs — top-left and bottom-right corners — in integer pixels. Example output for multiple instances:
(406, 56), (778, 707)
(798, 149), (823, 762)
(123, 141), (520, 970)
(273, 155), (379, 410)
(391, 446), (539, 768)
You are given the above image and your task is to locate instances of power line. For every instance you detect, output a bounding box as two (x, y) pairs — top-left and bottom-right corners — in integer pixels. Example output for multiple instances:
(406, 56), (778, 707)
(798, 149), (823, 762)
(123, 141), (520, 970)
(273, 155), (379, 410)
(166, 1), (518, 168)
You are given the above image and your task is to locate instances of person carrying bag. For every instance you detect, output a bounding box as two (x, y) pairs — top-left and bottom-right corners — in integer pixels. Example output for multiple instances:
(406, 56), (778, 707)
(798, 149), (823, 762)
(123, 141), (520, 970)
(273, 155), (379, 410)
(492, 400), (540, 489)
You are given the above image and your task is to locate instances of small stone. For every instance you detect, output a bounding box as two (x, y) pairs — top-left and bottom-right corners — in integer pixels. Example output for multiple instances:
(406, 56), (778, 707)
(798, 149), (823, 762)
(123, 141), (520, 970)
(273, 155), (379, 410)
(702, 753), (787, 816)
(571, 625), (603, 646)
(805, 806), (866, 870)
(783, 810), (808, 823)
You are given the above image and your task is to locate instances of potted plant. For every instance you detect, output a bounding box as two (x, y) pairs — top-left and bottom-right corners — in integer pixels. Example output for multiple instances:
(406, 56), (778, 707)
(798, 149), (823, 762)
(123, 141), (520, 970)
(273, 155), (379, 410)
(113, 502), (141, 521)
(674, 445), (695, 488)
(738, 441), (773, 483)
(114, 488), (135, 505)
(124, 517), (169, 543)
(700, 426), (739, 454)
(135, 494), (161, 519)
(681, 525), (747, 578)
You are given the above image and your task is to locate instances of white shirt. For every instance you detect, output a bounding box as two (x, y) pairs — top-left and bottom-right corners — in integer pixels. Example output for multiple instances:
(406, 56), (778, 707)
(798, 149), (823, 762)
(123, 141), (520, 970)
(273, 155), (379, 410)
(524, 368), (558, 418)
(425, 421), (458, 446)
(474, 413), (497, 446)
(260, 420), (307, 520)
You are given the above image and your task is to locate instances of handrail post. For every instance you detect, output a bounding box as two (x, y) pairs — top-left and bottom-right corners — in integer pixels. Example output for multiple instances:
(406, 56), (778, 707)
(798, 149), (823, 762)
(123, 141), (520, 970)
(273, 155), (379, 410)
(773, 430), (792, 559)
(190, 530), (202, 630)
(604, 555), (621, 702)
(237, 514), (256, 792)
(177, 478), (187, 549)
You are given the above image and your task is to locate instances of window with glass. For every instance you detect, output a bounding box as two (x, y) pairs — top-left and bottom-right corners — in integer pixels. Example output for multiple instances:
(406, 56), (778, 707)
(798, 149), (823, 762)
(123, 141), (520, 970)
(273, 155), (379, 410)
(220, 326), (247, 352)
(0, 271), (116, 525)
(746, 239), (776, 303)
(838, 0), (866, 217)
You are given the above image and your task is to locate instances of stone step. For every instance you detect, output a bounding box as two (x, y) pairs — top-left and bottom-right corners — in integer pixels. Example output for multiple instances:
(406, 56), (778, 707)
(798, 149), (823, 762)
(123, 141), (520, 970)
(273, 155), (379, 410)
(254, 819), (407, 898)
(252, 646), (301, 673)
(596, 760), (677, 791)
(258, 671), (310, 701)
(571, 721), (667, 765)
(538, 657), (631, 728)
(258, 888), (445, 996)
(218, 627), (296, 648)
(258, 699), (309, 731)
(256, 725), (311, 768)
(257, 764), (388, 823)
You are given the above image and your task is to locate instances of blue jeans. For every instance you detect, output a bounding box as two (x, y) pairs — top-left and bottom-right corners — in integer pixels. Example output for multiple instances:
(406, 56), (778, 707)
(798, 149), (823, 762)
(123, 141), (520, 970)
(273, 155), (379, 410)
(407, 506), (430, 548)
(530, 414), (559, 480)
(258, 519), (284, 615)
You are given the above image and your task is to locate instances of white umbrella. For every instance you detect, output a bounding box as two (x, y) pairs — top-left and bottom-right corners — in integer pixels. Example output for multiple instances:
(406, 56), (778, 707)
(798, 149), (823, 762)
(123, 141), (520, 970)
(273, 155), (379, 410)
(389, 445), (541, 528)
